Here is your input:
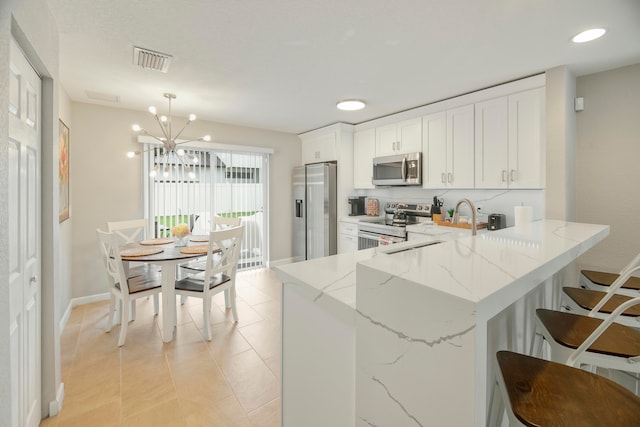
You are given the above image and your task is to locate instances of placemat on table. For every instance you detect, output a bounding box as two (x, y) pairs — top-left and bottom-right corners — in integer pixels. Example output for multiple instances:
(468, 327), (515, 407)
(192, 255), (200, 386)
(121, 246), (164, 257)
(190, 236), (209, 242)
(180, 245), (210, 254)
(140, 237), (173, 245)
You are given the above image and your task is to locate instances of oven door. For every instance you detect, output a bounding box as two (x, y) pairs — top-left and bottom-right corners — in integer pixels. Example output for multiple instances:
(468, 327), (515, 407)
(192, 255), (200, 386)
(358, 230), (405, 250)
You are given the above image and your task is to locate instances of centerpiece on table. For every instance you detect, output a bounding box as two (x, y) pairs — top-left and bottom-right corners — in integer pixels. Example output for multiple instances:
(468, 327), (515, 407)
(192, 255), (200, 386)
(171, 223), (190, 247)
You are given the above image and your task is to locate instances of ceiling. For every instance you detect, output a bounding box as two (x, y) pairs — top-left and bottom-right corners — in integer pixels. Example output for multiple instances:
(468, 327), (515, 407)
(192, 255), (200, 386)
(47, 0), (640, 135)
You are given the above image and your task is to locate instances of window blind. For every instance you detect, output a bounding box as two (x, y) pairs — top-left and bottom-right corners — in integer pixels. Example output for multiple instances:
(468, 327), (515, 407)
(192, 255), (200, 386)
(145, 146), (268, 269)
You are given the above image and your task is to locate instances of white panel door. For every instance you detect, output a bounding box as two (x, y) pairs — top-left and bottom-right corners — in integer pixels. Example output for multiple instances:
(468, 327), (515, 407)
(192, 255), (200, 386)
(9, 37), (42, 427)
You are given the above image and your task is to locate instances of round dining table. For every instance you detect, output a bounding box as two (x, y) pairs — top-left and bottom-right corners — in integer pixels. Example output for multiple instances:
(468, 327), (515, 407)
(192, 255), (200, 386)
(121, 237), (211, 342)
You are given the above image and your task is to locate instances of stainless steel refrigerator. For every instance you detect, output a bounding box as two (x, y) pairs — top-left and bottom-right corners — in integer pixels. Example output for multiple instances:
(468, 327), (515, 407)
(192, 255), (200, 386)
(293, 163), (337, 261)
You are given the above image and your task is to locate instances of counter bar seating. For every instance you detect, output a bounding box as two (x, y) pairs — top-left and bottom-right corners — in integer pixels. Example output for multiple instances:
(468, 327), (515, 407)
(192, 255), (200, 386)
(561, 262), (640, 328)
(534, 294), (640, 391)
(580, 252), (640, 298)
(488, 351), (640, 426)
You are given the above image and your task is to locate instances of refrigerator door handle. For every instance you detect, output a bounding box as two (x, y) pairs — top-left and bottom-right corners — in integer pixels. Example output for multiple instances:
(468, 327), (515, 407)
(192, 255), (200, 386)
(295, 199), (303, 218)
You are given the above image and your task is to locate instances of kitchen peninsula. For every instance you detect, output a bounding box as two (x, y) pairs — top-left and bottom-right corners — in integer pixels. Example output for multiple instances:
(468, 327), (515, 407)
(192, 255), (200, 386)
(276, 220), (609, 426)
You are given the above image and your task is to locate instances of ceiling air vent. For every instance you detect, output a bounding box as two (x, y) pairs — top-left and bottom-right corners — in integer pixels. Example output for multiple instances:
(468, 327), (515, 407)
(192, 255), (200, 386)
(133, 46), (173, 73)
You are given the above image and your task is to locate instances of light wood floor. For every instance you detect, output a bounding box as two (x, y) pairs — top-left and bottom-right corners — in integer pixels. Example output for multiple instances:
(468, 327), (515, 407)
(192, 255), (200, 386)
(41, 267), (282, 427)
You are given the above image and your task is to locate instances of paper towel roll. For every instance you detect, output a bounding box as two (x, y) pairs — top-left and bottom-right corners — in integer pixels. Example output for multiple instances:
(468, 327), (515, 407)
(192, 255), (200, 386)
(514, 206), (532, 231)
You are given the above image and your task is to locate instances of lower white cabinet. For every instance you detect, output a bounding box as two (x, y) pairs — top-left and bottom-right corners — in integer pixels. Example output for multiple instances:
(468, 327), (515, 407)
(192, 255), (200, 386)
(339, 221), (358, 253)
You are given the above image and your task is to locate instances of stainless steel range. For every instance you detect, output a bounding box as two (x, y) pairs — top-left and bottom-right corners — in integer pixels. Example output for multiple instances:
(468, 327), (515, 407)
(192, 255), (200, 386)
(358, 202), (432, 250)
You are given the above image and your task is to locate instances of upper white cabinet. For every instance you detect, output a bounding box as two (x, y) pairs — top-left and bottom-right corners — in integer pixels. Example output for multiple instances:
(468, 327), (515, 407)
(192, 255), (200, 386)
(422, 105), (475, 189)
(301, 132), (337, 164)
(474, 97), (509, 188)
(508, 88), (545, 189)
(299, 123), (354, 219)
(353, 128), (376, 189)
(475, 88), (544, 189)
(375, 118), (422, 156)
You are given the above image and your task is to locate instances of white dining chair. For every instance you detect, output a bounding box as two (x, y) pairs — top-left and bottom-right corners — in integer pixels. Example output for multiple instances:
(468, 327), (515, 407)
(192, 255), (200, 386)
(106, 218), (159, 320)
(96, 229), (161, 346)
(174, 226), (244, 341)
(179, 216), (242, 304)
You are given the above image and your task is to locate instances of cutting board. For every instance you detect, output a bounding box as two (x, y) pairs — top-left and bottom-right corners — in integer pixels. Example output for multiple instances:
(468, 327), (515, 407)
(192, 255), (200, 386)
(436, 221), (487, 230)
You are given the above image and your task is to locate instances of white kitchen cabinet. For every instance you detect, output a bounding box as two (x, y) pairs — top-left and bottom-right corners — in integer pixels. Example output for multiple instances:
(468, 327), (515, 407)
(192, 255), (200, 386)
(474, 96), (509, 188)
(353, 129), (376, 189)
(474, 88), (544, 189)
(422, 105), (474, 189)
(508, 87), (545, 188)
(339, 220), (359, 253)
(299, 123), (354, 220)
(375, 117), (422, 156)
(301, 132), (337, 164)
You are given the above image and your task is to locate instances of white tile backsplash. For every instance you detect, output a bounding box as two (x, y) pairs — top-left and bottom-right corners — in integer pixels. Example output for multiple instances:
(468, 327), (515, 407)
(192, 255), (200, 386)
(351, 188), (544, 226)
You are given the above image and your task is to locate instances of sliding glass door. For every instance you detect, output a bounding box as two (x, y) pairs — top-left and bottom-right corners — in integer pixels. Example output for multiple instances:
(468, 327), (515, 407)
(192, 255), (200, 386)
(145, 146), (269, 269)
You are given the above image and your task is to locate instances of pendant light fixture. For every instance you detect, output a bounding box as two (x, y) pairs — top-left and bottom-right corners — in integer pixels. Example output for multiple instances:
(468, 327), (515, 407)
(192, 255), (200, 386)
(128, 93), (211, 178)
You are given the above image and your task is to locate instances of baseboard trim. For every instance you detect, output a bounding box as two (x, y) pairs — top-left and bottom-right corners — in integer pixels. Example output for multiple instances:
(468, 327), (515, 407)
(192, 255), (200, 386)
(267, 257), (295, 268)
(60, 293), (110, 332)
(48, 382), (64, 417)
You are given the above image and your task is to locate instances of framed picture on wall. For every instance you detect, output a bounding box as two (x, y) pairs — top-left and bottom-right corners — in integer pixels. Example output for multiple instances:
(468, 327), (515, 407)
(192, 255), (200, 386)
(59, 119), (70, 223)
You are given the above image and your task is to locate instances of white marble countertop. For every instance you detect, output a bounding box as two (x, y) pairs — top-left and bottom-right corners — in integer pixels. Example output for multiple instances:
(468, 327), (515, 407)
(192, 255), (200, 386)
(340, 215), (381, 223)
(277, 220), (609, 317)
(360, 220), (609, 318)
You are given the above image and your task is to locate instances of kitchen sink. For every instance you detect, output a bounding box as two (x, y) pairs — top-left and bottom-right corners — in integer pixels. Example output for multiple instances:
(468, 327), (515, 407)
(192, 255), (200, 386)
(379, 240), (442, 255)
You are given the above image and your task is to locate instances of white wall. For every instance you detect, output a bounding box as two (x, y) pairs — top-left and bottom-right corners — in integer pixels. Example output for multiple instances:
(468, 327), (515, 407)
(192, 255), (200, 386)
(545, 66), (577, 221)
(0, 0), (62, 419)
(576, 63), (640, 273)
(58, 86), (72, 322)
(69, 102), (300, 298)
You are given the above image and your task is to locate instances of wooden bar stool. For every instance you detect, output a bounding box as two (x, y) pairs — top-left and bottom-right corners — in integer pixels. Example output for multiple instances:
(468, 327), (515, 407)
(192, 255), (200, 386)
(489, 351), (640, 426)
(580, 252), (640, 298)
(561, 264), (640, 328)
(533, 295), (640, 395)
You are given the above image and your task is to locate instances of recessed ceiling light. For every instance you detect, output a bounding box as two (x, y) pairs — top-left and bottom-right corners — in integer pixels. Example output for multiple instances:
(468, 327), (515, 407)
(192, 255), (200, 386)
(337, 99), (365, 111)
(572, 28), (606, 43)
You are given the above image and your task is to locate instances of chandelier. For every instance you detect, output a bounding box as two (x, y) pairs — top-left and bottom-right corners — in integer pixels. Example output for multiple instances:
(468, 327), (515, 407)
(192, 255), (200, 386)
(128, 93), (211, 178)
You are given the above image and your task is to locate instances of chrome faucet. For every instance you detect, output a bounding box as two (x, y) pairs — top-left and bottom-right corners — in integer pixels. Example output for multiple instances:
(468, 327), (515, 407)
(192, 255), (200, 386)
(452, 198), (477, 236)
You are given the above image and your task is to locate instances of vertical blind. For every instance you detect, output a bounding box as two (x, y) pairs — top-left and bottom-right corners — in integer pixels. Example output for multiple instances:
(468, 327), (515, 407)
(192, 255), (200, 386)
(145, 146), (269, 270)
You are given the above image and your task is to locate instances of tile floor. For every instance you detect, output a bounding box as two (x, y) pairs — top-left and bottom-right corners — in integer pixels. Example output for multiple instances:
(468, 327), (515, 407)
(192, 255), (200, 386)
(41, 267), (282, 427)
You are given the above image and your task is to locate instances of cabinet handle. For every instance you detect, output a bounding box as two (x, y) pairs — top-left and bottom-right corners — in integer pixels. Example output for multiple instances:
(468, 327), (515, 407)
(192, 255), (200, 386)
(392, 141), (396, 151)
(502, 170), (507, 182)
(30, 276), (38, 283)
(510, 169), (517, 182)
(448, 173), (453, 183)
(397, 141), (401, 151)
(441, 173), (446, 184)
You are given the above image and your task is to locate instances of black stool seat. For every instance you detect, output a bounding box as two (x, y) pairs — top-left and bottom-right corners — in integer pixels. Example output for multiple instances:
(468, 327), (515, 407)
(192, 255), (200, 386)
(497, 351), (640, 426)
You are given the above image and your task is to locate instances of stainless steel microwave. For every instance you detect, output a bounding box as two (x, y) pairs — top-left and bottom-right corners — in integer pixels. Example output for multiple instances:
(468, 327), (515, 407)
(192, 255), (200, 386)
(372, 152), (422, 186)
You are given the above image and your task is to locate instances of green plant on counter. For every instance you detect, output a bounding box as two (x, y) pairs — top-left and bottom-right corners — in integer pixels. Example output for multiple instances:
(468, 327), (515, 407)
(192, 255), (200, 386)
(447, 208), (455, 219)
